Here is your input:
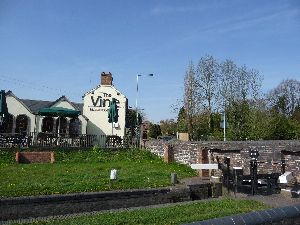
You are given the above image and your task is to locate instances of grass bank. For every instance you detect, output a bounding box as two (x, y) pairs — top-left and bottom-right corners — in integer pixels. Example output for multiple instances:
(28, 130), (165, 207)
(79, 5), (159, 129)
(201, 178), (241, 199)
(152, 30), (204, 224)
(21, 198), (269, 225)
(0, 148), (197, 197)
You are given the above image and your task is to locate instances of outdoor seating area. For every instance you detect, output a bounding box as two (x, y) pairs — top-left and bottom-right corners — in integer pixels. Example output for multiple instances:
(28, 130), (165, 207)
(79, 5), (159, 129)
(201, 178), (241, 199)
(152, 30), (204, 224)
(0, 132), (100, 148)
(105, 135), (124, 148)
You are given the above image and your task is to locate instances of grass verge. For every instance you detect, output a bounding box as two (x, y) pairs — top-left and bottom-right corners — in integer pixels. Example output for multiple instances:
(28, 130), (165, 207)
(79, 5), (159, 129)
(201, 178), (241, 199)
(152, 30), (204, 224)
(19, 198), (269, 225)
(0, 148), (197, 197)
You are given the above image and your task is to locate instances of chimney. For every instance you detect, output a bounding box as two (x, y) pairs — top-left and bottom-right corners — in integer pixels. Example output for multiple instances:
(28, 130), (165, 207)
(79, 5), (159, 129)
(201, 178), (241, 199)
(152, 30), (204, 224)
(101, 72), (113, 85)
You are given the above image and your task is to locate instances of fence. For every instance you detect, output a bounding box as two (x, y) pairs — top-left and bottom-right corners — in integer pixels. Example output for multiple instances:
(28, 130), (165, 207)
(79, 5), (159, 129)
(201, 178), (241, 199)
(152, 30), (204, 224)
(0, 132), (118, 148)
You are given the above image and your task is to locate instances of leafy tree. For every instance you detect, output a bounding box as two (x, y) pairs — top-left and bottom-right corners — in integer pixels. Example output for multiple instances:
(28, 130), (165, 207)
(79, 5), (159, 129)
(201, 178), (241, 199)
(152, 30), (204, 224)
(160, 119), (177, 136)
(292, 105), (300, 123)
(226, 100), (251, 140)
(247, 99), (273, 140)
(183, 61), (198, 139)
(125, 108), (143, 128)
(177, 107), (188, 132)
(148, 124), (162, 139)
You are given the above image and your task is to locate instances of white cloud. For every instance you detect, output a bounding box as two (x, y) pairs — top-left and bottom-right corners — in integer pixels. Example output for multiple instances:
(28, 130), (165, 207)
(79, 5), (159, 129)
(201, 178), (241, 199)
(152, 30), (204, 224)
(150, 4), (207, 15)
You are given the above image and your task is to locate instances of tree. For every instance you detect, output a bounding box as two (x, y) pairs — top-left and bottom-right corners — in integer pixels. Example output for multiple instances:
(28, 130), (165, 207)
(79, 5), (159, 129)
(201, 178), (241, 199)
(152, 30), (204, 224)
(125, 108), (143, 129)
(148, 124), (162, 139)
(227, 100), (251, 140)
(267, 79), (300, 117)
(195, 55), (219, 131)
(265, 80), (300, 140)
(218, 59), (238, 107)
(183, 61), (198, 139)
(177, 55), (263, 141)
(218, 62), (262, 140)
(160, 119), (177, 136)
(177, 106), (188, 132)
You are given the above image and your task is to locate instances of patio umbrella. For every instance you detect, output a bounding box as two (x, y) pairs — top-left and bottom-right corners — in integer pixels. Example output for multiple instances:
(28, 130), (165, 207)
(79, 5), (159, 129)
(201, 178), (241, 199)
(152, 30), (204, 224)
(38, 107), (80, 135)
(38, 107), (80, 117)
(0, 90), (8, 125)
(108, 98), (119, 135)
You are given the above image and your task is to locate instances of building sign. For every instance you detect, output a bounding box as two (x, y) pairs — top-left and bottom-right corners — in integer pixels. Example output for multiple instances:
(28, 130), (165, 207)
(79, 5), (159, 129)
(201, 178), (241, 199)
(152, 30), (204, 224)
(89, 92), (120, 112)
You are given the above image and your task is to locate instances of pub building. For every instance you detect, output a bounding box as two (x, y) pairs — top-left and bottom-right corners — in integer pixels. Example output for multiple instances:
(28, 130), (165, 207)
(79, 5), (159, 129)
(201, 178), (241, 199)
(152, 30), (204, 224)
(0, 72), (127, 146)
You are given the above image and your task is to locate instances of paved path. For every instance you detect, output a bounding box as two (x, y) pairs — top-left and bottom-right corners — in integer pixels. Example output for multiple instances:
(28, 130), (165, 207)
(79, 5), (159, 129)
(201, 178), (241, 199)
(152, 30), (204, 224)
(233, 189), (300, 208)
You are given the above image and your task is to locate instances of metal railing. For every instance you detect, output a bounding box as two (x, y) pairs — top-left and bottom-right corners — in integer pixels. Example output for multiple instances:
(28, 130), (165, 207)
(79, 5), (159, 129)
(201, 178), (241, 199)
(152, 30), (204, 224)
(0, 132), (110, 148)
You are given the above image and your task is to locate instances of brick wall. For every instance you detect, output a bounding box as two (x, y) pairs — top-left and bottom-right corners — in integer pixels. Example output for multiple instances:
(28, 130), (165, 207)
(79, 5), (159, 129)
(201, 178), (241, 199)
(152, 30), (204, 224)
(145, 140), (300, 181)
(16, 151), (55, 163)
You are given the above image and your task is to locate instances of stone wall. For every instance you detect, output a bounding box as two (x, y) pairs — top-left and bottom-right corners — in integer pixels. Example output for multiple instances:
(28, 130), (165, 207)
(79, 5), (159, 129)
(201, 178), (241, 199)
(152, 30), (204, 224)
(145, 140), (300, 181)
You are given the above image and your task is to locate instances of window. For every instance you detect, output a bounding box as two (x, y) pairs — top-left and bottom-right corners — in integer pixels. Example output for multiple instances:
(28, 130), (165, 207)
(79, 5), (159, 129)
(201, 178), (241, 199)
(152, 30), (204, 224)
(42, 117), (54, 133)
(69, 118), (81, 137)
(0, 114), (13, 133)
(15, 114), (29, 134)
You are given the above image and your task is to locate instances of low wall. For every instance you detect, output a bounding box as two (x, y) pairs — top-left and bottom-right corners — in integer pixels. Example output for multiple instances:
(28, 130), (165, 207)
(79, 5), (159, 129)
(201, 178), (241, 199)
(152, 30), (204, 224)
(145, 140), (300, 181)
(16, 151), (55, 163)
(0, 183), (221, 221)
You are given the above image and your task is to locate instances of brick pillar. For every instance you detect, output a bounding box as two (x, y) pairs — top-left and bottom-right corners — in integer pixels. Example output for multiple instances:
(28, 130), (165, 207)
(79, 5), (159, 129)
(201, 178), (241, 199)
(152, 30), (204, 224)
(50, 152), (55, 163)
(164, 145), (174, 163)
(15, 152), (20, 163)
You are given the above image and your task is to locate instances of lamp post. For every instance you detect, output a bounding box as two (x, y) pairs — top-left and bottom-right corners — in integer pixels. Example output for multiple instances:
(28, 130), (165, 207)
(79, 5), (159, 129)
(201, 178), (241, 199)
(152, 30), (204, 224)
(135, 74), (153, 148)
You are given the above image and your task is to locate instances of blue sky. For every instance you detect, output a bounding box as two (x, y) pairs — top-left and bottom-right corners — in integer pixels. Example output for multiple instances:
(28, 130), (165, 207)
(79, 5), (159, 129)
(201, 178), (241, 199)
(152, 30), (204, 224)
(0, 0), (299, 123)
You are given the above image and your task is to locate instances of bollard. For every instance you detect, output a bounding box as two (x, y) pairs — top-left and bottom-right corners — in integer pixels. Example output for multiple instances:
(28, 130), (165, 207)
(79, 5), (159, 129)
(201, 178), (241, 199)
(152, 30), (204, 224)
(171, 173), (177, 185)
(110, 169), (117, 180)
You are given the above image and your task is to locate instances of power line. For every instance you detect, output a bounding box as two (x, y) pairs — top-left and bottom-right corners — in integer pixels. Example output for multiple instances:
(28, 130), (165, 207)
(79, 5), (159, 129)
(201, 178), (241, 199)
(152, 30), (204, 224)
(0, 74), (83, 99)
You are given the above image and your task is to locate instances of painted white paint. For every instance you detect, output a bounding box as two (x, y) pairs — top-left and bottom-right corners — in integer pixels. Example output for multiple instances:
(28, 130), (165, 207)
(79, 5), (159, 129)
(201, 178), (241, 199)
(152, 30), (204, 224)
(6, 95), (35, 133)
(5, 93), (87, 135)
(190, 164), (219, 170)
(83, 84), (127, 137)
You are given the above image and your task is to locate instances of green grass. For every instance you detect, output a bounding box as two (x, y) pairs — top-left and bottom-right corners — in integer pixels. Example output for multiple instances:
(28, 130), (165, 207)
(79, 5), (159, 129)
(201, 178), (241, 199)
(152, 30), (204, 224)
(20, 199), (269, 225)
(0, 148), (197, 197)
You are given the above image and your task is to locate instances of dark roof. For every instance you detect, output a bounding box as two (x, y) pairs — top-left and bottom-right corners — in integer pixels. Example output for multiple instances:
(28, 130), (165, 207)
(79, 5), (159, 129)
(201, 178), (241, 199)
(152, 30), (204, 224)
(19, 99), (83, 114)
(5, 91), (84, 115)
(20, 99), (52, 114)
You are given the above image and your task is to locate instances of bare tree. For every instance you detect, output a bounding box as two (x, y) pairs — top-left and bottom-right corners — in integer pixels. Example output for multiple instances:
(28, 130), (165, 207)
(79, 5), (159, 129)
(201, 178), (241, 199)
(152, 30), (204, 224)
(267, 79), (300, 116)
(195, 55), (219, 130)
(218, 59), (238, 107)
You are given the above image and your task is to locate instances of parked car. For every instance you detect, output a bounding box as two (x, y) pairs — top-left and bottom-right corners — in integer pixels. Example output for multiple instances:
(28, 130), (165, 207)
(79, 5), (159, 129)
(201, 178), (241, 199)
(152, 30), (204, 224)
(157, 136), (176, 141)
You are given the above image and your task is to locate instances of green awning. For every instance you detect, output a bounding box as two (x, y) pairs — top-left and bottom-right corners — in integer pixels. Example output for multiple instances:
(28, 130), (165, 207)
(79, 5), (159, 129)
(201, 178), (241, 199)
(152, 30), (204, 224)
(38, 107), (80, 117)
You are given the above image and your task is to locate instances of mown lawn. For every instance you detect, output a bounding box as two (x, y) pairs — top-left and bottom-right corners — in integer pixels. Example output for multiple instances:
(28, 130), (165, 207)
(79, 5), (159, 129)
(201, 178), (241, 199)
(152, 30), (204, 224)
(21, 199), (269, 225)
(0, 148), (197, 197)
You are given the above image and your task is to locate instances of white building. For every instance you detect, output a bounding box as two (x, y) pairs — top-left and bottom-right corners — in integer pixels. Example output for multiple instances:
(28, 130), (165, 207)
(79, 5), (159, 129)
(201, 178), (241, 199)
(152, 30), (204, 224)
(83, 72), (127, 137)
(1, 72), (127, 142)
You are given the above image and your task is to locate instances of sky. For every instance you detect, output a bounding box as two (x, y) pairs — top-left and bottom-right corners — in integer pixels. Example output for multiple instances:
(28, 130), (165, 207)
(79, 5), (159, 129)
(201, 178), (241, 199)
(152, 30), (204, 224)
(0, 0), (299, 123)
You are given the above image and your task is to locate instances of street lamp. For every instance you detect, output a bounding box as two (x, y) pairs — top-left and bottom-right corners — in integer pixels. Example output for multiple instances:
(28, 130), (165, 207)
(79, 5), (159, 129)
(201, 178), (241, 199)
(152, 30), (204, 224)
(135, 74), (153, 148)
